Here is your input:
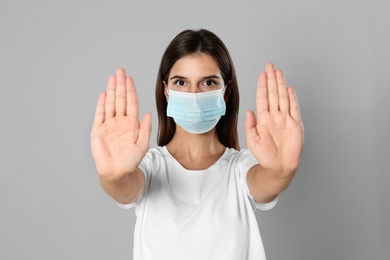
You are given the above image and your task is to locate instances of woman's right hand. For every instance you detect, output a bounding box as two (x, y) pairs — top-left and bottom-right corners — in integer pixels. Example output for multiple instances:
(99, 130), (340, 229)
(91, 68), (152, 180)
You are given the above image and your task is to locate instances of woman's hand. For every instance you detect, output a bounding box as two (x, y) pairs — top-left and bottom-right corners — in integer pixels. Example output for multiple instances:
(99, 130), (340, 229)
(245, 63), (304, 178)
(91, 68), (152, 180)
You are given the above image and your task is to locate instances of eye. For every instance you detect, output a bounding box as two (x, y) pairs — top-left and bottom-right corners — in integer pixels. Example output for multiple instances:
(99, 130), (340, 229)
(174, 80), (186, 87)
(203, 80), (217, 87)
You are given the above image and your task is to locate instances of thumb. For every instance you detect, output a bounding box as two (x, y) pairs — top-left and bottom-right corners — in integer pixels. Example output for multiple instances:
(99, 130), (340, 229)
(244, 110), (259, 147)
(137, 113), (152, 152)
(244, 110), (256, 131)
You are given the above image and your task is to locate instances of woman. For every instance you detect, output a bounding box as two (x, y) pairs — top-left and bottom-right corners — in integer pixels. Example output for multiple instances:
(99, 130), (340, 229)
(91, 29), (304, 260)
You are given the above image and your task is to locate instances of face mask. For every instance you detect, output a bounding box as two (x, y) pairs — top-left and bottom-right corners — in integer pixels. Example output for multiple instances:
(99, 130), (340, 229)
(166, 87), (226, 134)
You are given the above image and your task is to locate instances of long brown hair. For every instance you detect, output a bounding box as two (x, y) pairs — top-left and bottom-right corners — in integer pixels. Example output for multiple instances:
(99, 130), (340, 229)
(155, 29), (240, 150)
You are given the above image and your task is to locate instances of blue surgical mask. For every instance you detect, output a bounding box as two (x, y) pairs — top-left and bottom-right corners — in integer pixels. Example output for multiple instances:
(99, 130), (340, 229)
(166, 87), (226, 134)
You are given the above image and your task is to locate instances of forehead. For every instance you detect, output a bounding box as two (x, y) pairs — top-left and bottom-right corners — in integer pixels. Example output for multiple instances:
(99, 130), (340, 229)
(169, 53), (221, 78)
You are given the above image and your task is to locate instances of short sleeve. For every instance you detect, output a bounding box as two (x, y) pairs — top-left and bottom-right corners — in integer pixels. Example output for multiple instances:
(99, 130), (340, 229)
(117, 200), (138, 209)
(237, 149), (278, 211)
(116, 167), (147, 209)
(116, 149), (153, 209)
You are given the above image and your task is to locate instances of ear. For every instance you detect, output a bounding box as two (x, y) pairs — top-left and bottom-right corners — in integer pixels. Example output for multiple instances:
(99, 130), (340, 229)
(224, 80), (232, 102)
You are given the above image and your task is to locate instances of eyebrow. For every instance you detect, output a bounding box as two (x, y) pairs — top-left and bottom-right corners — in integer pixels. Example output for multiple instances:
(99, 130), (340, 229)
(169, 75), (222, 80)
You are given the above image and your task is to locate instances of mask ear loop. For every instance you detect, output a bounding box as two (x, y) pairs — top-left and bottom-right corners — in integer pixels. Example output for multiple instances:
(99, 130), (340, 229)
(221, 84), (229, 103)
(163, 81), (170, 96)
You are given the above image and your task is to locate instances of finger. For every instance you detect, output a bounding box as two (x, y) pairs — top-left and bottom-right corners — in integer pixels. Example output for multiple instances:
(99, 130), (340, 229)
(256, 72), (268, 115)
(93, 92), (106, 127)
(276, 69), (289, 113)
(115, 68), (127, 116)
(288, 87), (302, 122)
(137, 113), (152, 153)
(244, 110), (260, 148)
(266, 63), (279, 112)
(105, 75), (116, 118)
(126, 77), (139, 120)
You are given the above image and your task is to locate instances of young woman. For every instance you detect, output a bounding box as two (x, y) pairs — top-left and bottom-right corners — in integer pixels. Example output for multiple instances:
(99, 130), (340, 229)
(91, 29), (304, 260)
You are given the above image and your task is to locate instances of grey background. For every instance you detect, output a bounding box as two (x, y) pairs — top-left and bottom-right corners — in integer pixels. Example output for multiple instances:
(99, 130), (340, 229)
(1, 0), (389, 259)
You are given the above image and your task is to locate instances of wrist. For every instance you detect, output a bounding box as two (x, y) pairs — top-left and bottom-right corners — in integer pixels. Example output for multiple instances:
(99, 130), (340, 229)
(257, 165), (298, 180)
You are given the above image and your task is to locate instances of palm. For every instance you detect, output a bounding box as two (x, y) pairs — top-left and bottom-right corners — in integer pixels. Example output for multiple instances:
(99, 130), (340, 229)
(245, 63), (304, 172)
(91, 69), (151, 177)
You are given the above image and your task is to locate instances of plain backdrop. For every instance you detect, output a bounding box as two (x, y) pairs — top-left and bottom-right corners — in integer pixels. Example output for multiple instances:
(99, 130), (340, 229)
(1, 0), (389, 259)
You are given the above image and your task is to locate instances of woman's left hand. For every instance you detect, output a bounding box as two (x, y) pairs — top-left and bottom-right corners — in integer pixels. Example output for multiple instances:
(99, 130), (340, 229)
(245, 63), (304, 176)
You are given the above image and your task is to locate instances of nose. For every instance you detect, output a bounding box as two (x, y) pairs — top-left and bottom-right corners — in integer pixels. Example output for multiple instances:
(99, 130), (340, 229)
(188, 85), (202, 93)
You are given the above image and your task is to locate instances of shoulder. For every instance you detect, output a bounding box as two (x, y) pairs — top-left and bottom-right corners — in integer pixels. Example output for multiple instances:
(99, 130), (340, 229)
(138, 146), (163, 168)
(215, 148), (258, 178)
(142, 146), (166, 162)
(223, 148), (257, 166)
(143, 146), (170, 164)
(224, 149), (259, 182)
(139, 146), (173, 174)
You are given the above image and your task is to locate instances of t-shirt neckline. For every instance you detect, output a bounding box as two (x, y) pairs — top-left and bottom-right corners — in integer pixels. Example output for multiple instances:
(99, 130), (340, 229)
(161, 146), (229, 173)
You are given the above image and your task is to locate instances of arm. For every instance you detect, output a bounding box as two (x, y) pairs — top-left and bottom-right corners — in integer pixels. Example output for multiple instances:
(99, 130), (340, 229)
(91, 68), (152, 204)
(244, 63), (304, 203)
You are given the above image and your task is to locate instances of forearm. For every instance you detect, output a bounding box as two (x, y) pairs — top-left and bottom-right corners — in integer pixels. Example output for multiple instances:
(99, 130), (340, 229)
(98, 168), (145, 204)
(247, 164), (297, 203)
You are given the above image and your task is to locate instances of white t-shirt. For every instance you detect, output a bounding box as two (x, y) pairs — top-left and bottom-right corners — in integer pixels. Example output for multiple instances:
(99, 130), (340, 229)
(118, 146), (278, 260)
